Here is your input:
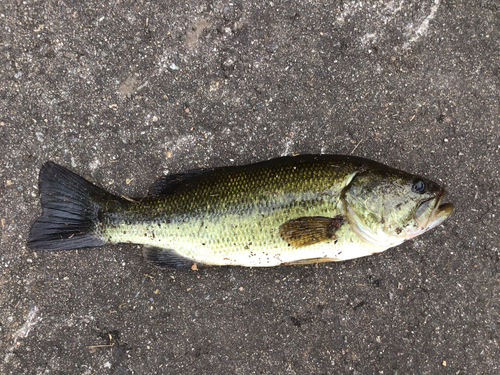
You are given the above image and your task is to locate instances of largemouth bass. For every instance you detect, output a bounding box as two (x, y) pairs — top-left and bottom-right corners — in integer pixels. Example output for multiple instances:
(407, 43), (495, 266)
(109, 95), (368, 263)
(27, 155), (454, 268)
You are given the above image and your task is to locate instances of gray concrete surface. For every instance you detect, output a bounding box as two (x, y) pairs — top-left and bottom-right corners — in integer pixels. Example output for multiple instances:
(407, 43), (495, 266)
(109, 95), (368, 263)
(1, 0), (499, 374)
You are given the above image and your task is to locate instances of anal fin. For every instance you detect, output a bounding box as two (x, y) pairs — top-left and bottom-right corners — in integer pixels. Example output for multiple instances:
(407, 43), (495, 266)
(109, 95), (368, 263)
(143, 246), (197, 269)
(279, 215), (345, 247)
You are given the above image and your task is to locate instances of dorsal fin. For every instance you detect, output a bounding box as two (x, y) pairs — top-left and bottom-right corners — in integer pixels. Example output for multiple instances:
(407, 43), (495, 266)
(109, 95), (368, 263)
(148, 169), (209, 196)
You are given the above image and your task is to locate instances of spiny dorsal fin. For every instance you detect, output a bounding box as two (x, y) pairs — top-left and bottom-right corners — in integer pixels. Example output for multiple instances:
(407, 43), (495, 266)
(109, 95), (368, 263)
(279, 216), (345, 248)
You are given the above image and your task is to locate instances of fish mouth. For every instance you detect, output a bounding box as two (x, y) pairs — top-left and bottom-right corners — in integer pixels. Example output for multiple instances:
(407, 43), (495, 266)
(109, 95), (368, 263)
(415, 189), (454, 230)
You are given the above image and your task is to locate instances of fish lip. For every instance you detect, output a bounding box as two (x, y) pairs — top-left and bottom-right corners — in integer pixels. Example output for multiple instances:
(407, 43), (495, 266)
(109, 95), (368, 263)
(431, 189), (445, 215)
(419, 189), (454, 229)
(432, 189), (447, 216)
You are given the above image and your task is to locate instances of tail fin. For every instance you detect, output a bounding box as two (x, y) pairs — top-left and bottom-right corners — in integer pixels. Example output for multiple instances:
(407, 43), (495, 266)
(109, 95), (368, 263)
(28, 162), (116, 250)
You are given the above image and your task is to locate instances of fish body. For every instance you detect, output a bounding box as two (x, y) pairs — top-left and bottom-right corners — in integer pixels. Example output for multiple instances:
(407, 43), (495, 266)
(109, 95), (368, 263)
(27, 155), (454, 268)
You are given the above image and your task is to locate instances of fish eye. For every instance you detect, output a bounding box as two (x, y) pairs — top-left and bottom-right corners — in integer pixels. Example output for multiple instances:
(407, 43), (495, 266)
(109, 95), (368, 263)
(412, 178), (426, 194)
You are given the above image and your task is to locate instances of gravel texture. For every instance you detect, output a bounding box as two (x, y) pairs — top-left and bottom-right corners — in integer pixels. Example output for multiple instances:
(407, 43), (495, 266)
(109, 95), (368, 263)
(1, 0), (499, 374)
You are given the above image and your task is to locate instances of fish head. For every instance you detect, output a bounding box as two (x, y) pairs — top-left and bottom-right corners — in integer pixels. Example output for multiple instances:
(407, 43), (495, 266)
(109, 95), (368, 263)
(343, 168), (454, 249)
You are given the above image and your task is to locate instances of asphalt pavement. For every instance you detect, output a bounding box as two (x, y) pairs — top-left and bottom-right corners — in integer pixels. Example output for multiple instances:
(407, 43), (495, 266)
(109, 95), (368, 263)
(1, 1), (499, 374)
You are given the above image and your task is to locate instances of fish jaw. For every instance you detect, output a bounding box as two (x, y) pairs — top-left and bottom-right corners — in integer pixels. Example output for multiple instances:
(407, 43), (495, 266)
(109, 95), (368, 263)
(414, 189), (454, 229)
(415, 201), (454, 234)
(404, 193), (454, 241)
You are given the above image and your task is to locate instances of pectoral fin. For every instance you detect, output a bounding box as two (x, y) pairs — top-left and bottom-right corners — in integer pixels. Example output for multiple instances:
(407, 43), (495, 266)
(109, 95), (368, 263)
(279, 216), (345, 248)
